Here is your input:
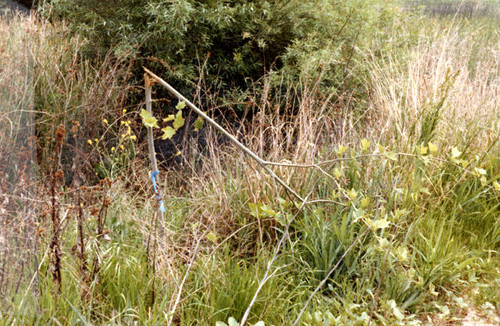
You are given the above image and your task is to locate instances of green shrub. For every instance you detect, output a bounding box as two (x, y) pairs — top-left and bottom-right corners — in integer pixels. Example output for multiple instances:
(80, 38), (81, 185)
(43, 0), (400, 107)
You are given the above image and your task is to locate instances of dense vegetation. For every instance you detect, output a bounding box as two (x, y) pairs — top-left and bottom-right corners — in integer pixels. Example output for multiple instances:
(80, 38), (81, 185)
(1, 0), (499, 325)
(42, 0), (399, 110)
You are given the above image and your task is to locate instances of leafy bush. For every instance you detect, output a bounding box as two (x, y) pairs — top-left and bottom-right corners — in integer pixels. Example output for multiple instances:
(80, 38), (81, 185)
(44, 0), (399, 105)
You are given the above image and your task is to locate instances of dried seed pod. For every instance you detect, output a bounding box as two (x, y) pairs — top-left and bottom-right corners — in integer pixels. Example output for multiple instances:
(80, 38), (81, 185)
(55, 124), (66, 144)
(55, 169), (64, 181)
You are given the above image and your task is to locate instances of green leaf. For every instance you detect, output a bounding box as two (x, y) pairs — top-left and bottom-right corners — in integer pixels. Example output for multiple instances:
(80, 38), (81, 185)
(206, 231), (218, 243)
(371, 219), (390, 230)
(176, 100), (186, 110)
(228, 317), (239, 326)
(395, 246), (409, 262)
(388, 300), (405, 320)
(421, 156), (431, 166)
(274, 212), (287, 226)
(248, 203), (258, 217)
(173, 110), (185, 130)
(260, 204), (276, 217)
(326, 312), (339, 324)
(357, 312), (369, 323)
(419, 187), (431, 195)
(353, 208), (365, 221)
(314, 311), (323, 322)
(194, 116), (204, 131)
(385, 151), (398, 161)
(253, 322), (265, 326)
(216, 322), (228, 326)
(360, 197), (370, 209)
(140, 109), (158, 128)
(429, 283), (439, 296)
(378, 237), (390, 250)
(66, 300), (92, 325)
(161, 126), (176, 140)
(392, 209), (409, 221)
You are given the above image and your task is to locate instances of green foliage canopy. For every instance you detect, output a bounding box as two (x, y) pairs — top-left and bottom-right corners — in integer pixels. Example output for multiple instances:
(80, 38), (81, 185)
(45, 0), (398, 98)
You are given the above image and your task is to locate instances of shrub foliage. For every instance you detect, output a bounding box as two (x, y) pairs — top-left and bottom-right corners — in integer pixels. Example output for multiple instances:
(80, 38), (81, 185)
(45, 0), (395, 99)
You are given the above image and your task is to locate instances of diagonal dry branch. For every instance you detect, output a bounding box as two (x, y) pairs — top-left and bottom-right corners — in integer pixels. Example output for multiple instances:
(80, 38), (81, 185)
(143, 67), (305, 204)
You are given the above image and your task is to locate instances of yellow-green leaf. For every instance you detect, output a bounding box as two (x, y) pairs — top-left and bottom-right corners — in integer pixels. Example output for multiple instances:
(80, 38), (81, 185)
(428, 142), (438, 154)
(361, 138), (370, 152)
(360, 197), (370, 209)
(206, 231), (218, 243)
(347, 188), (358, 200)
(419, 187), (431, 195)
(493, 181), (500, 191)
(429, 283), (439, 296)
(392, 209), (408, 222)
(334, 168), (342, 178)
(248, 203), (258, 217)
(176, 100), (186, 110)
(451, 147), (462, 159)
(418, 144), (428, 155)
(474, 167), (487, 176)
(454, 297), (468, 309)
(140, 109), (158, 128)
(163, 114), (175, 122)
(194, 116), (204, 131)
(336, 144), (348, 156)
(161, 126), (176, 140)
(377, 237), (390, 249)
(260, 204), (276, 217)
(173, 110), (185, 130)
(395, 246), (409, 262)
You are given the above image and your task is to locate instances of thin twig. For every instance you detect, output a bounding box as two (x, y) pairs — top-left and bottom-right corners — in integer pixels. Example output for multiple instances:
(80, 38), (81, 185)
(145, 75), (159, 176)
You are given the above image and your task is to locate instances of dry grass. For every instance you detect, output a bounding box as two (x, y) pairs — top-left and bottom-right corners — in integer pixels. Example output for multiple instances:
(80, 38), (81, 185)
(0, 13), (38, 310)
(367, 19), (499, 151)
